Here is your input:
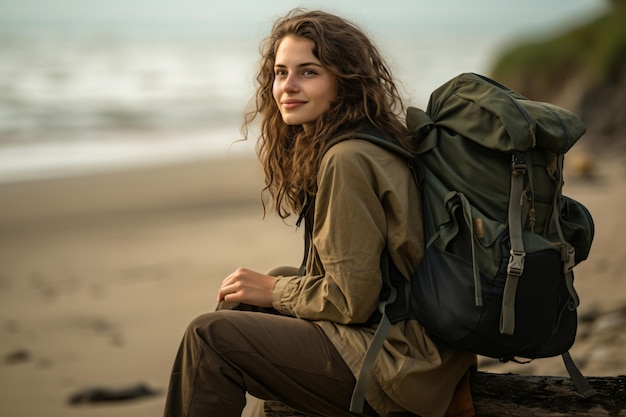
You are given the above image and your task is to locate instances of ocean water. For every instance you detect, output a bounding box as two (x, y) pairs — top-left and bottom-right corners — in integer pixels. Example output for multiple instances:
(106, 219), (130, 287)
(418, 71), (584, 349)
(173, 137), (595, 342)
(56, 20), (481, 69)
(0, 34), (261, 182)
(0, 0), (606, 183)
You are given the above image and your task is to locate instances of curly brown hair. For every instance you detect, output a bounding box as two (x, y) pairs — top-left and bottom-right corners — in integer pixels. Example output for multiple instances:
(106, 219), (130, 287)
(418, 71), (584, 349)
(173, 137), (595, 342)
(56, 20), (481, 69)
(243, 9), (412, 219)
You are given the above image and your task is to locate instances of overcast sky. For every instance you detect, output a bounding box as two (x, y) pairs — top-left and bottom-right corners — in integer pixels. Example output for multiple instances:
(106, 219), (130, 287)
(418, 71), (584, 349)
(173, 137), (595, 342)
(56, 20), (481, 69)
(0, 0), (608, 39)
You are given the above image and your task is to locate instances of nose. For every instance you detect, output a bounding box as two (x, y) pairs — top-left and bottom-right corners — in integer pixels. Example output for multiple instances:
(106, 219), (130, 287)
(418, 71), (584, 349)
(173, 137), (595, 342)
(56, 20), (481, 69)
(282, 73), (299, 93)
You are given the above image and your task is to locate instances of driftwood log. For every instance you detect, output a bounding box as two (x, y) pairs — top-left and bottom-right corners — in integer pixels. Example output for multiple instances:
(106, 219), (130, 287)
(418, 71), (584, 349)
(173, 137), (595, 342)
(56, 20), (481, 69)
(263, 372), (626, 416)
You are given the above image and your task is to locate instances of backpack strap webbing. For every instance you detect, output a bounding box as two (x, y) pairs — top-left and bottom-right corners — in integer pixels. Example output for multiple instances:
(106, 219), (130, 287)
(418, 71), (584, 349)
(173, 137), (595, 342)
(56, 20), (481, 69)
(562, 351), (597, 398)
(349, 250), (397, 414)
(500, 151), (528, 335)
(550, 154), (580, 307)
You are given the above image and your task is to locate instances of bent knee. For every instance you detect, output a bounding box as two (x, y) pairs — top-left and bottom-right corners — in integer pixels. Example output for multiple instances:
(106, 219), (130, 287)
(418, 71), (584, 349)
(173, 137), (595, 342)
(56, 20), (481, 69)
(184, 311), (249, 352)
(186, 311), (231, 335)
(265, 265), (299, 277)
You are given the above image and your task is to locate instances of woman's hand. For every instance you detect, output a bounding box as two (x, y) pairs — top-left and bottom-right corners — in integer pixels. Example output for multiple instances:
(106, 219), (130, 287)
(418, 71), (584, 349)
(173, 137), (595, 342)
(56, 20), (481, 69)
(217, 268), (277, 308)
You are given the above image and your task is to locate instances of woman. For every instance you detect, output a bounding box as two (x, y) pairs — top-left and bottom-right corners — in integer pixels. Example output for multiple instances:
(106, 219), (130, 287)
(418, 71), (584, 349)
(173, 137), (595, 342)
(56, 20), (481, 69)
(163, 9), (476, 417)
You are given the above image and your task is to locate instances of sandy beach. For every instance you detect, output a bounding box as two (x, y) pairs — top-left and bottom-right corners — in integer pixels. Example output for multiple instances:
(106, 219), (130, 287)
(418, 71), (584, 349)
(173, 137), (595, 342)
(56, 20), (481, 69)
(1, 151), (625, 417)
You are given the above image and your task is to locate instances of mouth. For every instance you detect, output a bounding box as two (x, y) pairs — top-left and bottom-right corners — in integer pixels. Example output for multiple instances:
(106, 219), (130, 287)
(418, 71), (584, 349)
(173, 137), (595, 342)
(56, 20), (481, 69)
(281, 99), (307, 110)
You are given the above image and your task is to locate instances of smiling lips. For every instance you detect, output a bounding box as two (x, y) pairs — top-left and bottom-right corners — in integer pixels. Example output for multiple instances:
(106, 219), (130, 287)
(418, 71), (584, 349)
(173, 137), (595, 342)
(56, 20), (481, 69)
(281, 99), (307, 109)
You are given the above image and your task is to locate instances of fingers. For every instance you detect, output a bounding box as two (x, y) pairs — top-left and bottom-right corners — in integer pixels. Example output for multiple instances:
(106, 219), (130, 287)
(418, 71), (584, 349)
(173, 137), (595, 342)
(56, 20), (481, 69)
(217, 281), (236, 303)
(218, 284), (240, 303)
(217, 268), (248, 303)
(216, 268), (276, 308)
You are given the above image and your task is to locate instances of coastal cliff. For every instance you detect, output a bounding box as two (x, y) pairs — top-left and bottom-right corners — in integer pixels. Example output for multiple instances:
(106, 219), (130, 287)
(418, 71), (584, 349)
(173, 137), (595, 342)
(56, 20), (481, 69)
(490, 0), (625, 153)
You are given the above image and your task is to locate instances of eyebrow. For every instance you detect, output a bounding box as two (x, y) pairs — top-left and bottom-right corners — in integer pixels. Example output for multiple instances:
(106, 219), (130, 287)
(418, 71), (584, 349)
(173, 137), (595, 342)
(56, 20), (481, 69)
(274, 62), (324, 68)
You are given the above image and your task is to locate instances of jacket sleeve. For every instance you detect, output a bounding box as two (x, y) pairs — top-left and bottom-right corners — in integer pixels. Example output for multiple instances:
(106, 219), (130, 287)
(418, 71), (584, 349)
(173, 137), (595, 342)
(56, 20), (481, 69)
(272, 140), (404, 324)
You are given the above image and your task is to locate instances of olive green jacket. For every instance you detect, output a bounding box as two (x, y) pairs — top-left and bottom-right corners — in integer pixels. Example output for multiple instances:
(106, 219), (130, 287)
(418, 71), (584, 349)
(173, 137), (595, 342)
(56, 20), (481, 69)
(272, 139), (475, 417)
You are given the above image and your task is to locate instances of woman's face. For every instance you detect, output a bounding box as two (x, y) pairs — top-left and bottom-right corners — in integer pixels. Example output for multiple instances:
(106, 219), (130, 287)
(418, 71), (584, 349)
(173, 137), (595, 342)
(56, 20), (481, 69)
(272, 35), (338, 130)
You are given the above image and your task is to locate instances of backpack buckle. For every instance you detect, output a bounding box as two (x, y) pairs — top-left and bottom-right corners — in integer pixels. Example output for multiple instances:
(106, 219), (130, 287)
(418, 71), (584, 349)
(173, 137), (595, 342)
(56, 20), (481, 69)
(507, 249), (526, 276)
(511, 152), (527, 176)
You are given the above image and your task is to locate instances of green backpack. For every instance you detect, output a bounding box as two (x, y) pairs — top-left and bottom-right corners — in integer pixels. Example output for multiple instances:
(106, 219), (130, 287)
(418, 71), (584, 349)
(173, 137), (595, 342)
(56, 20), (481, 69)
(348, 73), (596, 413)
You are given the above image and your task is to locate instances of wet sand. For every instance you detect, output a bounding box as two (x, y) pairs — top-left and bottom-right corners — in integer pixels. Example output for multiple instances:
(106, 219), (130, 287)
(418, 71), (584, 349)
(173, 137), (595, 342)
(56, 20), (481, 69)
(0, 152), (624, 416)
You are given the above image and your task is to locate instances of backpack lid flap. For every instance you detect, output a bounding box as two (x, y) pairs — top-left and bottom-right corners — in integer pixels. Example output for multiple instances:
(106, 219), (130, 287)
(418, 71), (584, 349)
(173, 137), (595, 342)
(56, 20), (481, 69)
(406, 107), (436, 152)
(426, 73), (585, 154)
(518, 99), (586, 153)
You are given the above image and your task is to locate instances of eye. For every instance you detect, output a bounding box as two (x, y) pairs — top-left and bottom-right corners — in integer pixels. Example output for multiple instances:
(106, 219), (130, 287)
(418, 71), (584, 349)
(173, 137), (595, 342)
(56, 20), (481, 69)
(274, 68), (287, 77)
(302, 69), (318, 77)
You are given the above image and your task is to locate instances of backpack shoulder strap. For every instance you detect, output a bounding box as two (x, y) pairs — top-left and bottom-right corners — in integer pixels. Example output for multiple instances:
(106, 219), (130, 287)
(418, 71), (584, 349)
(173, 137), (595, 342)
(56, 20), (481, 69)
(328, 130), (416, 161)
(344, 131), (418, 414)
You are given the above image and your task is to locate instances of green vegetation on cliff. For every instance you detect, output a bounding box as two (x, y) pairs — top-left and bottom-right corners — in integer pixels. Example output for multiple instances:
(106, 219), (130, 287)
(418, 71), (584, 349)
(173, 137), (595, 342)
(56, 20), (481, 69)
(492, 1), (625, 86)
(491, 0), (625, 148)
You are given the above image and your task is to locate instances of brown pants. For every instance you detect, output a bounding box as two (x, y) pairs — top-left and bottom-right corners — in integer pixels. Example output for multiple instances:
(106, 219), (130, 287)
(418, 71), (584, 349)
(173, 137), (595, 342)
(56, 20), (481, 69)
(161, 265), (475, 417)
(162, 307), (382, 417)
